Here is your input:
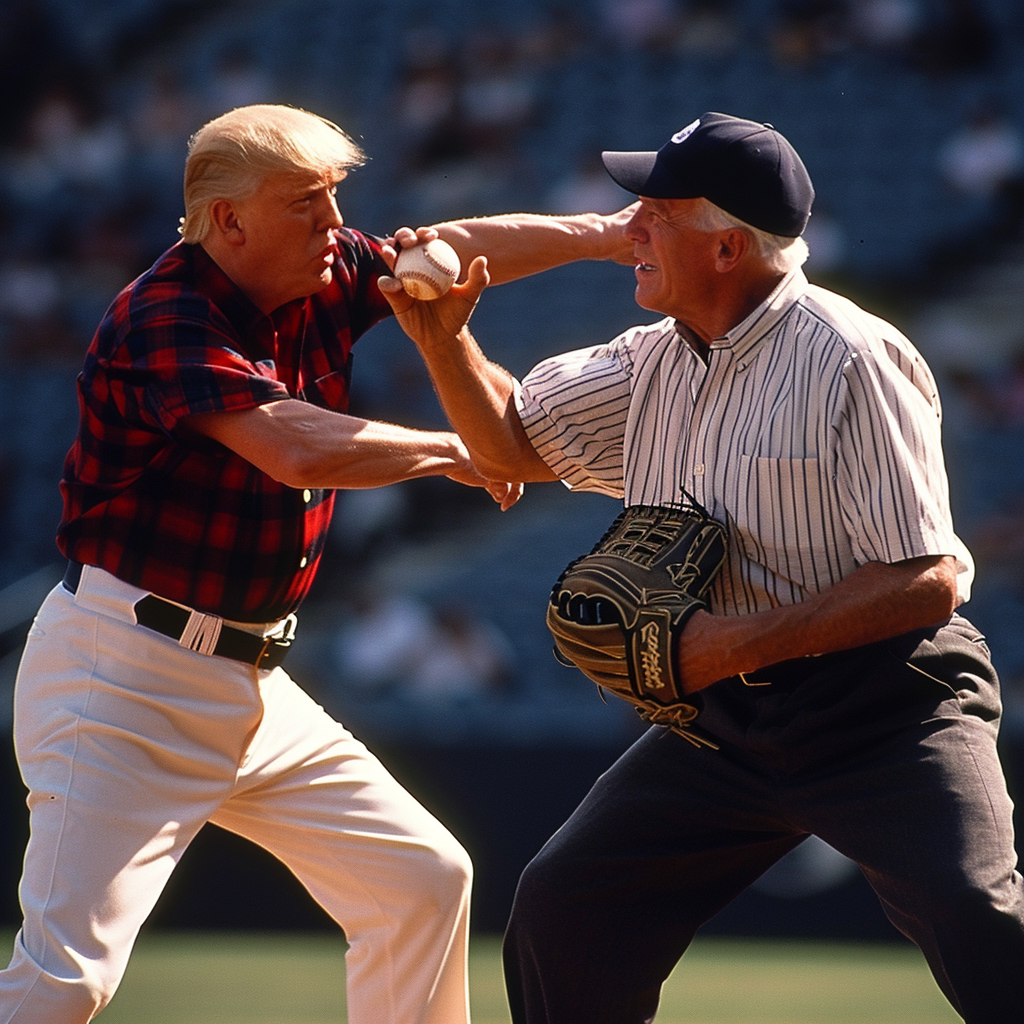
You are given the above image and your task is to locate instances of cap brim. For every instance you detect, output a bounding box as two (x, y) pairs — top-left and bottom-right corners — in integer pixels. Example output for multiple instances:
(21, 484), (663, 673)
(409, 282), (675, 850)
(602, 150), (658, 194)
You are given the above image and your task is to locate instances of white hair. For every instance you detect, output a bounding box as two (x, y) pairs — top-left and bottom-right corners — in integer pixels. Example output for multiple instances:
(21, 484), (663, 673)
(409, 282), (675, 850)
(686, 198), (809, 273)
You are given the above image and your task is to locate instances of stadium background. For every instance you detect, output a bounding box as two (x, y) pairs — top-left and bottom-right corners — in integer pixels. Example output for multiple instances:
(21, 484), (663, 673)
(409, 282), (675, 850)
(1, 0), (1023, 940)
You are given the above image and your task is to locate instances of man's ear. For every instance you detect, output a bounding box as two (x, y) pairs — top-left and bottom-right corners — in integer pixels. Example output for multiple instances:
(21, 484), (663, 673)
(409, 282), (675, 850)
(209, 199), (245, 246)
(714, 228), (750, 272)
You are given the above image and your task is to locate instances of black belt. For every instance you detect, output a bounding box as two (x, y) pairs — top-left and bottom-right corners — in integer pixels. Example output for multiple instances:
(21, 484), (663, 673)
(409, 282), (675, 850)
(62, 561), (295, 670)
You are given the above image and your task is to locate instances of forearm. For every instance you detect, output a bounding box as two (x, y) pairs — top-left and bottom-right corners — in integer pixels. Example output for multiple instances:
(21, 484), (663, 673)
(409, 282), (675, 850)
(434, 329), (561, 485)
(188, 401), (477, 489)
(417, 325), (555, 482)
(679, 556), (960, 692)
(376, 252), (556, 482)
(291, 417), (472, 490)
(435, 208), (635, 286)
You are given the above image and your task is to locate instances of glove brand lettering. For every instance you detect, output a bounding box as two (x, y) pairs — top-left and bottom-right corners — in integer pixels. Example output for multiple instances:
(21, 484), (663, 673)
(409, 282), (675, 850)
(668, 561), (699, 589)
(639, 619), (664, 689)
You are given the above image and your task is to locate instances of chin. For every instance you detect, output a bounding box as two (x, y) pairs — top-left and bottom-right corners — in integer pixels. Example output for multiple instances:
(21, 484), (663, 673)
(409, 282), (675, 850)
(633, 285), (660, 312)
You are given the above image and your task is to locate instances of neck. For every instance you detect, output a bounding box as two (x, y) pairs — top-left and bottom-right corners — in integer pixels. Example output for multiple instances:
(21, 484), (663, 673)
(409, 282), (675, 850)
(680, 268), (786, 346)
(201, 240), (279, 315)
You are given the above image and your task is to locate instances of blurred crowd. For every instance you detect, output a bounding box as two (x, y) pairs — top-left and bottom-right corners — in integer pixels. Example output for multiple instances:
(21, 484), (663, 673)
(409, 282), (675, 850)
(0, 4), (278, 365)
(333, 588), (515, 701)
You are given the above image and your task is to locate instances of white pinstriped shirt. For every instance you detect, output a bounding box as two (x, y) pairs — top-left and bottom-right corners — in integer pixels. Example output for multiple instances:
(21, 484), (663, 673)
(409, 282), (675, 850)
(516, 269), (974, 617)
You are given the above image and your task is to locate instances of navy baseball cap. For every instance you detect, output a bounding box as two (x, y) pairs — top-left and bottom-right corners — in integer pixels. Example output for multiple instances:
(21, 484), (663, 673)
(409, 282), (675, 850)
(602, 112), (814, 237)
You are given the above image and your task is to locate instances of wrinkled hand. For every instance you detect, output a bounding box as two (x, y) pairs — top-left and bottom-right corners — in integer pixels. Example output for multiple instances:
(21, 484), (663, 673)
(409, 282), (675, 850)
(676, 608), (761, 694)
(379, 227), (489, 349)
(605, 203), (641, 266)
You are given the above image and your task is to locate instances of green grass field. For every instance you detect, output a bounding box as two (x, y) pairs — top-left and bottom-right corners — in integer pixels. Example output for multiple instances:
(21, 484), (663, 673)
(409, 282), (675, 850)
(1, 930), (961, 1023)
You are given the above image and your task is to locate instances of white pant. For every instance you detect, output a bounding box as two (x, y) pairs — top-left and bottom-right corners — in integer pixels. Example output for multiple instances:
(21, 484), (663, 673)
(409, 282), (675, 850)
(0, 566), (472, 1024)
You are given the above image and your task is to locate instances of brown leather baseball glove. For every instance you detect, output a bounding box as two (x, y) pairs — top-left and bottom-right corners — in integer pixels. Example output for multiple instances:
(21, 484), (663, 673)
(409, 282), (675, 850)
(547, 499), (727, 745)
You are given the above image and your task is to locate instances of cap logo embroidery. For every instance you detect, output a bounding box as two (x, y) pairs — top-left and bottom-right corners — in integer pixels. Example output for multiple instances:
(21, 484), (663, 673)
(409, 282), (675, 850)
(671, 119), (700, 145)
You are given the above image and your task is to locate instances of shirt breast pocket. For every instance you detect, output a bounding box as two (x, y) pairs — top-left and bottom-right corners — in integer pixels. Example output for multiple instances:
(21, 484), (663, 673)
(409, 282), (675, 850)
(730, 453), (836, 593)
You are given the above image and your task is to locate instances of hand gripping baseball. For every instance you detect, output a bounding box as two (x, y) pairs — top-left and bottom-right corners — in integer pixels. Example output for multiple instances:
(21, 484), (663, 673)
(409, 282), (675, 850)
(394, 238), (460, 299)
(379, 238), (489, 350)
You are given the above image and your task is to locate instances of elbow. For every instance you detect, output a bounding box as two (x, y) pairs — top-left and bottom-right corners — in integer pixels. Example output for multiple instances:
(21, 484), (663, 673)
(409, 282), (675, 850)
(470, 443), (551, 485)
(929, 588), (959, 627)
(471, 415), (553, 483)
(924, 556), (961, 624)
(471, 451), (520, 482)
(876, 555), (961, 633)
(261, 450), (322, 490)
(938, 585), (961, 624)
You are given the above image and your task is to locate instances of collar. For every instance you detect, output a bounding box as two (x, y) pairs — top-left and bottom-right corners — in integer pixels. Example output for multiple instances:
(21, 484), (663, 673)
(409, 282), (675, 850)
(189, 242), (308, 356)
(678, 268), (809, 363)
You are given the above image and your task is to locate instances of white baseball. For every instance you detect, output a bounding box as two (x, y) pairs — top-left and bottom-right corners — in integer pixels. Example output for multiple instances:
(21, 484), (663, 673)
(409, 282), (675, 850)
(394, 238), (461, 300)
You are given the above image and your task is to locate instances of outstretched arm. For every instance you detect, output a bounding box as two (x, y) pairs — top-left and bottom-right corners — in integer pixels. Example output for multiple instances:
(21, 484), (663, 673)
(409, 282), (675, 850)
(185, 399), (523, 510)
(431, 206), (637, 286)
(378, 206), (636, 481)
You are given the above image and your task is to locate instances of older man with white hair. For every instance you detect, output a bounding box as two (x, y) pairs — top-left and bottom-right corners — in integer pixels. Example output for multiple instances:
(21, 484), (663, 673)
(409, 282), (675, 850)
(381, 111), (1024, 1024)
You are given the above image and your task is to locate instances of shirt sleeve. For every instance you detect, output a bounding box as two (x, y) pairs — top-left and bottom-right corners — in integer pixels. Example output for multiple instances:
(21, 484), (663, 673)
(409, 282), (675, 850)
(109, 302), (289, 438)
(832, 336), (975, 599)
(149, 342), (287, 433)
(515, 334), (634, 498)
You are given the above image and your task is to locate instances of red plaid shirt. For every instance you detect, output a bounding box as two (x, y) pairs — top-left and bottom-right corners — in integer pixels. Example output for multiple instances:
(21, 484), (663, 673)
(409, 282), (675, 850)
(58, 229), (392, 621)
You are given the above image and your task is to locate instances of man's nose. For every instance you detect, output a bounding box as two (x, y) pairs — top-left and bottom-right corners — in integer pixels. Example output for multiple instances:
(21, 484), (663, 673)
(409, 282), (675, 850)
(625, 214), (645, 242)
(322, 195), (344, 229)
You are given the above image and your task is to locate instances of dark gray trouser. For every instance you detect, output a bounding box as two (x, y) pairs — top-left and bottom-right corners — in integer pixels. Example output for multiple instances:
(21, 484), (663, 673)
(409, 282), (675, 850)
(503, 615), (1024, 1024)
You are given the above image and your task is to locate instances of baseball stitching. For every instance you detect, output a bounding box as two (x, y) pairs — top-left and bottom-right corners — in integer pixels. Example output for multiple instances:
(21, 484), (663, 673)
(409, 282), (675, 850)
(400, 270), (447, 296)
(421, 248), (458, 280)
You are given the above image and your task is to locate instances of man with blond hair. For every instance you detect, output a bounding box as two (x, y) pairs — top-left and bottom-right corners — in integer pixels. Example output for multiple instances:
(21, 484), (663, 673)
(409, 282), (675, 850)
(0, 103), (633, 1024)
(381, 112), (1024, 1023)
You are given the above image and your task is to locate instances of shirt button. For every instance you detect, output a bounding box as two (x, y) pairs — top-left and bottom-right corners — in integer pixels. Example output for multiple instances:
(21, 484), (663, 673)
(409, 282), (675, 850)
(299, 556), (308, 568)
(303, 489), (312, 503)
(694, 464), (705, 475)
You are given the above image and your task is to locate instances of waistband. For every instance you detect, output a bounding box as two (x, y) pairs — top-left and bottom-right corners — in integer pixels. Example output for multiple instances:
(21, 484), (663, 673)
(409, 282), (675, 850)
(62, 561), (296, 671)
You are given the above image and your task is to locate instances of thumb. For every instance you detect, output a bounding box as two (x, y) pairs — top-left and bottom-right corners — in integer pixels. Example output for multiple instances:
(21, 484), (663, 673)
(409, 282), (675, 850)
(377, 273), (415, 313)
(456, 254), (490, 303)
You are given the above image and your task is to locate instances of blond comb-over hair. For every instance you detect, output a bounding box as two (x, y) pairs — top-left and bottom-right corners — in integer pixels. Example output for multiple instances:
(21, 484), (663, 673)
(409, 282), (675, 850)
(179, 104), (365, 243)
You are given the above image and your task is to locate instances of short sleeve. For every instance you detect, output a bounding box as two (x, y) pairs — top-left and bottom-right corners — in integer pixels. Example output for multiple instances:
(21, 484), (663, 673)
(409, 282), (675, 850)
(516, 336), (633, 498)
(833, 343), (975, 599)
(109, 303), (289, 438)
